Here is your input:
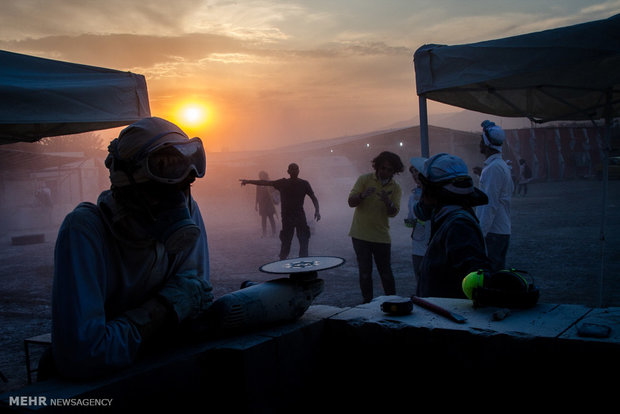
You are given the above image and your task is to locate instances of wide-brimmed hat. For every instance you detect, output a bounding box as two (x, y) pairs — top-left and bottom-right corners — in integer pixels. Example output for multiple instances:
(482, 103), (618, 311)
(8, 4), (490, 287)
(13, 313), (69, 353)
(409, 156), (427, 174)
(420, 153), (487, 206)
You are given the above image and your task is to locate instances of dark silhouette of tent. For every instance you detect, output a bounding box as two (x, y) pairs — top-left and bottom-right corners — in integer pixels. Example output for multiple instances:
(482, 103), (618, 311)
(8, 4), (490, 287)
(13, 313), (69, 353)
(0, 50), (150, 144)
(413, 13), (620, 306)
(414, 13), (619, 154)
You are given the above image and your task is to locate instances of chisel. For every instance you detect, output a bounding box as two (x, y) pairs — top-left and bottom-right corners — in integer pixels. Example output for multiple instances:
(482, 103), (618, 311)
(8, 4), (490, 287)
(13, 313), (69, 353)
(410, 296), (467, 323)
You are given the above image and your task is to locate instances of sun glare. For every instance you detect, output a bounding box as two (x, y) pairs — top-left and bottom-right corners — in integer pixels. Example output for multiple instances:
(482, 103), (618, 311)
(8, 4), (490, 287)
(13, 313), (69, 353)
(174, 101), (210, 132)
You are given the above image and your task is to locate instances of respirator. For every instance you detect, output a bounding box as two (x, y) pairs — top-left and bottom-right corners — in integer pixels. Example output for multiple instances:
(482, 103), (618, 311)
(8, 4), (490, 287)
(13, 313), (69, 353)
(104, 117), (207, 253)
(145, 190), (201, 254)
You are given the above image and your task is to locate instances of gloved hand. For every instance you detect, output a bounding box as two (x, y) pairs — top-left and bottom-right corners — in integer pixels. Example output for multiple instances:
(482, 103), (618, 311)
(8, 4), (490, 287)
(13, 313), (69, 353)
(123, 297), (173, 342)
(158, 275), (214, 322)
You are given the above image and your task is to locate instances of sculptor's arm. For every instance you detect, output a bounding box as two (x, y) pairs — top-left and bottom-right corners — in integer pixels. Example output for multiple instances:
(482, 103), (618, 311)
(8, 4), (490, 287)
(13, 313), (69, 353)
(476, 166), (501, 236)
(348, 176), (376, 207)
(239, 179), (274, 186)
(52, 201), (212, 379)
(348, 188), (376, 207)
(379, 187), (400, 217)
(309, 193), (321, 221)
(52, 207), (150, 379)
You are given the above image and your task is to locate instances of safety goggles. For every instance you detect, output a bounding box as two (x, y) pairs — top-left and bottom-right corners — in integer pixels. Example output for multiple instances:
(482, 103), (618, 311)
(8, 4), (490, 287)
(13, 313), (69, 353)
(143, 137), (206, 184)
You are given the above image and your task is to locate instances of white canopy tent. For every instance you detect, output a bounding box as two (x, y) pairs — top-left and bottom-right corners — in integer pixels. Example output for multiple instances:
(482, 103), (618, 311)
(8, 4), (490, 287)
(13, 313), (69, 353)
(413, 14), (620, 306)
(0, 50), (150, 144)
(414, 13), (620, 155)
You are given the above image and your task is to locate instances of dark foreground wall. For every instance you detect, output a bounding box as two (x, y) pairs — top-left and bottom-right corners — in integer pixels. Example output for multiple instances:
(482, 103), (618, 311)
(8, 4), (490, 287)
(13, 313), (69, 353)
(1, 298), (618, 412)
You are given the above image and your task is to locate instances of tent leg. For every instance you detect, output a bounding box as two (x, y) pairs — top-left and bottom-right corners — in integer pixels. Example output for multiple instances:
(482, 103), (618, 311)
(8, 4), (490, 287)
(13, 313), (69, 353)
(598, 93), (612, 307)
(419, 95), (430, 158)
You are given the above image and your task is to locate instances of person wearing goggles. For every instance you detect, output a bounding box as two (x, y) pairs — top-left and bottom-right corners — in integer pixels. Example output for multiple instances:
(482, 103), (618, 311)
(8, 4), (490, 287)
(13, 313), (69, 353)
(47, 117), (213, 380)
(109, 134), (206, 186)
(145, 139), (206, 184)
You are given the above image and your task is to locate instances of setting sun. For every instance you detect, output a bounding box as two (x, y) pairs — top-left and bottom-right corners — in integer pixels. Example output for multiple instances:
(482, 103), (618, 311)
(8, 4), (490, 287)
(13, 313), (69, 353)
(173, 101), (211, 132)
(184, 106), (202, 123)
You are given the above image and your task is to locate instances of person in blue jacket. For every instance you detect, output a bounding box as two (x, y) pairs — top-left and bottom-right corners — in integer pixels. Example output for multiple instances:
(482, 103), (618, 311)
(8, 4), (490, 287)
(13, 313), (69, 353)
(413, 153), (492, 298)
(50, 117), (213, 379)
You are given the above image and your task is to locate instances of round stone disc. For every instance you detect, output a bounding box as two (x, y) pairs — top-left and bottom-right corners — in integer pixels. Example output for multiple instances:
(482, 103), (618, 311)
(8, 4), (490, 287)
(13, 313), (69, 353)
(259, 256), (345, 274)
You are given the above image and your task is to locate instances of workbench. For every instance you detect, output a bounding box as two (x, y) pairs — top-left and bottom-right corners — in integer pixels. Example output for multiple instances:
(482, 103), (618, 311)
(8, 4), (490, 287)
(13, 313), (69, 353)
(1, 297), (618, 412)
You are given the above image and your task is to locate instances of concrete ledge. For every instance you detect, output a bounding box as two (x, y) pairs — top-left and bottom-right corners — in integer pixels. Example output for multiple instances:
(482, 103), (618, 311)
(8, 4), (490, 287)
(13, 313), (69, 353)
(0, 306), (343, 413)
(331, 296), (592, 337)
(316, 297), (620, 407)
(2, 300), (618, 411)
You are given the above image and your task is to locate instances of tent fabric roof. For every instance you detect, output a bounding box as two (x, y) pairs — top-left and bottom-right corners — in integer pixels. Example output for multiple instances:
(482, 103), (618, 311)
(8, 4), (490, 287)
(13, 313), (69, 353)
(0, 50), (150, 144)
(413, 14), (620, 123)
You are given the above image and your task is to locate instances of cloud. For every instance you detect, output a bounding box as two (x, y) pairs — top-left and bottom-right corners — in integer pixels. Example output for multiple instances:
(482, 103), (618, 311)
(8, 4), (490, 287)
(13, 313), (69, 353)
(0, 0), (312, 44)
(406, 6), (618, 48)
(580, 0), (620, 15)
(0, 33), (247, 70)
(0, 29), (409, 72)
(0, 0), (205, 40)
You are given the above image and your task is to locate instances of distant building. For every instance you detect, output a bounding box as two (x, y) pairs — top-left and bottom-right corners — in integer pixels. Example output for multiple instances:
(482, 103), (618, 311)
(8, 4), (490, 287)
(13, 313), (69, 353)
(0, 148), (106, 240)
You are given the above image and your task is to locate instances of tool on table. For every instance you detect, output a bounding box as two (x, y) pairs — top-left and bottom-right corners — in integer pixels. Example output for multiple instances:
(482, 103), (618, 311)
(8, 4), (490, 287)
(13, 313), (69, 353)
(205, 256), (345, 333)
(381, 297), (413, 316)
(259, 256), (345, 280)
(410, 296), (467, 323)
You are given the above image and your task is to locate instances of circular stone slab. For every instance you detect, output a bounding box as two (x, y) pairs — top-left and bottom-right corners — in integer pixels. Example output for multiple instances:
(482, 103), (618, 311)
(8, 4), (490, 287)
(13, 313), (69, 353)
(259, 256), (345, 274)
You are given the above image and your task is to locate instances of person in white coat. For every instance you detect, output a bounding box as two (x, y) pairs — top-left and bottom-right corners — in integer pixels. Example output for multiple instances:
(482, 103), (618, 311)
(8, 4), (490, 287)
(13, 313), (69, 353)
(475, 120), (514, 271)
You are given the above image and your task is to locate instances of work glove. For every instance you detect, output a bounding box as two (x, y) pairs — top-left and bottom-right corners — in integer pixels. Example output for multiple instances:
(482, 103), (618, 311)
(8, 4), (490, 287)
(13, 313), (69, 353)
(123, 297), (173, 342)
(158, 275), (214, 322)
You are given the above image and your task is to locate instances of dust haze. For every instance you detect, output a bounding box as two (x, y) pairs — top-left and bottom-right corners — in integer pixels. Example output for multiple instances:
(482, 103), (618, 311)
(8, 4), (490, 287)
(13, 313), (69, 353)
(191, 148), (390, 295)
(0, 133), (428, 301)
(1, 125), (618, 308)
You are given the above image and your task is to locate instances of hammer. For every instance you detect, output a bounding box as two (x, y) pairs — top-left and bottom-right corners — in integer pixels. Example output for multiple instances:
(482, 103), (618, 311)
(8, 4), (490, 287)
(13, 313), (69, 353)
(411, 296), (467, 323)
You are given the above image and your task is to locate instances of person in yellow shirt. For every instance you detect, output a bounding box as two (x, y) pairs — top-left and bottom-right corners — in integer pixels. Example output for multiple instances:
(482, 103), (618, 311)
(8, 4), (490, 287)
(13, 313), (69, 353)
(348, 151), (404, 303)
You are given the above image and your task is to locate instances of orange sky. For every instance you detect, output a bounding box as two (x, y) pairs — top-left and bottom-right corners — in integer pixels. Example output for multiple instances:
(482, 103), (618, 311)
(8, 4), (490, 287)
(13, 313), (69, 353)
(0, 1), (615, 151)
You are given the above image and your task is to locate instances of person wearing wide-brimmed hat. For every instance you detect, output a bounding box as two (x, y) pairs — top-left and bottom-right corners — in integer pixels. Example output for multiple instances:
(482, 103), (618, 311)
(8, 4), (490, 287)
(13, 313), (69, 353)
(413, 153), (492, 298)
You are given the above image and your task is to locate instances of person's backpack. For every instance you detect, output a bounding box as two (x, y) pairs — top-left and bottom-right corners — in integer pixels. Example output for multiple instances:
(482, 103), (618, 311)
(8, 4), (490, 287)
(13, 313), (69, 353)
(524, 164), (532, 179)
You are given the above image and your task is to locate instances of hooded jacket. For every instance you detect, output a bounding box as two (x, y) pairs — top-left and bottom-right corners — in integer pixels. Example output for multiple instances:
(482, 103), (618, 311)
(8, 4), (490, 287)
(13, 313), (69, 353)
(51, 190), (210, 378)
(417, 205), (491, 298)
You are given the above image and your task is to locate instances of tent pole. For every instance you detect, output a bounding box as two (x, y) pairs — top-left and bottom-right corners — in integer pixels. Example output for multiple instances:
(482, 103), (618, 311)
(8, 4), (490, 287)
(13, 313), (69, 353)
(598, 90), (612, 307)
(419, 95), (430, 157)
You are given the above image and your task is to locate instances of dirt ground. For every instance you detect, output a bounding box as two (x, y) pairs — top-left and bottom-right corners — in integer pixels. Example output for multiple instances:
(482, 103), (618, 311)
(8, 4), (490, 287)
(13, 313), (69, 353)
(1, 178), (619, 393)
